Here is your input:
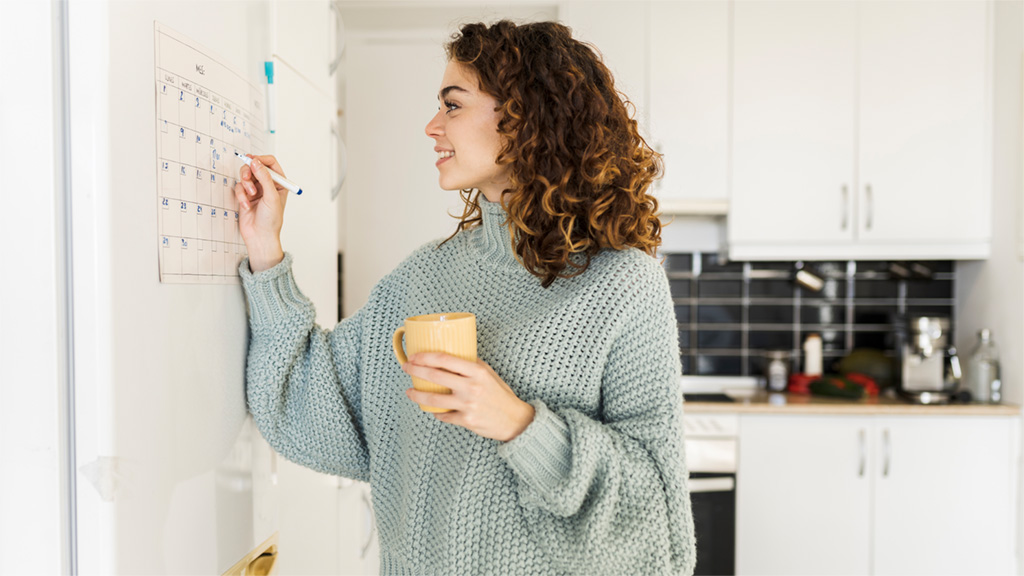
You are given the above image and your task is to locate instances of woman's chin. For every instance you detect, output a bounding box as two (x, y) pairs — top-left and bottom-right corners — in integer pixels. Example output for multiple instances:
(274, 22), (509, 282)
(437, 178), (464, 192)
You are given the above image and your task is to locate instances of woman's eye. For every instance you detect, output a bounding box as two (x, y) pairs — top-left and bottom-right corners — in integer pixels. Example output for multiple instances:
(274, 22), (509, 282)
(443, 100), (459, 113)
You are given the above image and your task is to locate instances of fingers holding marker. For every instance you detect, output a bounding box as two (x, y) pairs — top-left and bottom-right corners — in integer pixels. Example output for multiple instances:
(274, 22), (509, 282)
(238, 152), (301, 197)
(253, 154), (285, 178)
(249, 157), (275, 196)
(233, 182), (250, 211)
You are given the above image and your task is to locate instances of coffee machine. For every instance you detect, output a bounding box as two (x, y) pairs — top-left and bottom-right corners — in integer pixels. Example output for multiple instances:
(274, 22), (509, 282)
(900, 315), (961, 404)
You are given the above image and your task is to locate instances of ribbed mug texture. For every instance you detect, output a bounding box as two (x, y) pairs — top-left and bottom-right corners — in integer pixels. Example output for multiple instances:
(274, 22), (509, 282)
(392, 312), (477, 412)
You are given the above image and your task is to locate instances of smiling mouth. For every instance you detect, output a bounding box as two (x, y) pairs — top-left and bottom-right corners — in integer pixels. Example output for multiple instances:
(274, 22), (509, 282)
(436, 150), (454, 166)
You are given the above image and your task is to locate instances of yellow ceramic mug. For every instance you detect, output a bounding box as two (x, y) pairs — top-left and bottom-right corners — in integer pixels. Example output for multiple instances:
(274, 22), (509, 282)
(392, 312), (477, 412)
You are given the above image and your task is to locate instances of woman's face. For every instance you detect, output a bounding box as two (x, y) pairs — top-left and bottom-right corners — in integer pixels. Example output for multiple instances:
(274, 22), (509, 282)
(425, 61), (510, 202)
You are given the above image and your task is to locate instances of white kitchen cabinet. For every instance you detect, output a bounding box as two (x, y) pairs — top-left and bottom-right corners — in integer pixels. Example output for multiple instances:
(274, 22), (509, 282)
(563, 0), (731, 215)
(268, 3), (345, 574)
(648, 1), (731, 212)
(729, 0), (992, 261)
(856, 1), (990, 246)
(737, 415), (871, 575)
(271, 0), (338, 96)
(730, 0), (857, 249)
(337, 480), (380, 575)
(274, 56), (338, 328)
(871, 417), (1015, 576)
(737, 414), (1018, 575)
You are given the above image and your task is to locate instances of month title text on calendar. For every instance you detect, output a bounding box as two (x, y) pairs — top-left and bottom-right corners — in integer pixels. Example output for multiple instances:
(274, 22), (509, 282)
(154, 24), (266, 284)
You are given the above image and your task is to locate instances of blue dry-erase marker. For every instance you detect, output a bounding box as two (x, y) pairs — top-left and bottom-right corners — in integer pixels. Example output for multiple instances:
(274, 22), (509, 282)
(264, 61), (276, 134)
(235, 152), (303, 195)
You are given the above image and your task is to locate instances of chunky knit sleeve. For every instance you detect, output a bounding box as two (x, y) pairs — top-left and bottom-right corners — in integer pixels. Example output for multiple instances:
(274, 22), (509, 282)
(496, 261), (696, 575)
(240, 253), (370, 482)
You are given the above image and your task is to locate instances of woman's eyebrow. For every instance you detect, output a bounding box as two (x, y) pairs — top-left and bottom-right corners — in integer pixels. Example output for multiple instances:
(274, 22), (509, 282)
(438, 85), (470, 100)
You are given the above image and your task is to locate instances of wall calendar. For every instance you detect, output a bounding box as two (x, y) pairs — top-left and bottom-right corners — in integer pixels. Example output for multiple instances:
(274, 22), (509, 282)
(154, 23), (265, 284)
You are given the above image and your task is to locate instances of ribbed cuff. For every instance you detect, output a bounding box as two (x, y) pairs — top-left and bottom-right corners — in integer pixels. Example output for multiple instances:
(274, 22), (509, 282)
(497, 399), (573, 495)
(238, 253), (311, 325)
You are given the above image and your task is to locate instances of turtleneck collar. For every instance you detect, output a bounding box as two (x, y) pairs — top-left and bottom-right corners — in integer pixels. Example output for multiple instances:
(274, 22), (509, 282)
(470, 196), (524, 272)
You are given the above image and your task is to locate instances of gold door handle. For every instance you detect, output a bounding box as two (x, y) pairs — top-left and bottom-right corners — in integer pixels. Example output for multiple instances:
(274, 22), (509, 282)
(223, 532), (279, 576)
(247, 551), (277, 576)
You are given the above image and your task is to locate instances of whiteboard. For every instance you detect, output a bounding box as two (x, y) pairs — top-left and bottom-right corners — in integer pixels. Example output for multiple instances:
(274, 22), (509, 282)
(69, 3), (280, 573)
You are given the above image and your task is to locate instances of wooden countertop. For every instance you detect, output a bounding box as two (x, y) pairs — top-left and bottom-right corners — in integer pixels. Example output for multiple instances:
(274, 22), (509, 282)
(685, 390), (1021, 416)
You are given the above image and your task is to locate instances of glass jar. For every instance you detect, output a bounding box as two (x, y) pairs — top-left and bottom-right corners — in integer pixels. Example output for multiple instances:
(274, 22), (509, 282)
(764, 350), (791, 392)
(964, 329), (1001, 403)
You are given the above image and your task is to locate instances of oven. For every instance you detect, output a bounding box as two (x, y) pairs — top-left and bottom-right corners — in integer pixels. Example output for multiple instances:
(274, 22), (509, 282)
(683, 410), (738, 576)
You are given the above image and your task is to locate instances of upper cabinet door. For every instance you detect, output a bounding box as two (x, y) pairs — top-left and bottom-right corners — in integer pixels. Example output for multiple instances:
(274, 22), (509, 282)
(730, 1), (857, 245)
(857, 0), (990, 245)
(648, 1), (729, 205)
(272, 0), (333, 96)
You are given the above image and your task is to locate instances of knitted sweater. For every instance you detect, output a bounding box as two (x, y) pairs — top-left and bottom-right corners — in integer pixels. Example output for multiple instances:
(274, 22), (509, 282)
(239, 196), (696, 575)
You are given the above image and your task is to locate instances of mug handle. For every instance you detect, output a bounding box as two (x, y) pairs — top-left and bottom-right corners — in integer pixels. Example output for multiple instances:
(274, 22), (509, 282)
(392, 326), (408, 364)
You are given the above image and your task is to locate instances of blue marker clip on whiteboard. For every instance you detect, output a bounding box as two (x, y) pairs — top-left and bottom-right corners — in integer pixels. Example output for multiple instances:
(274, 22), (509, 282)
(265, 61), (276, 134)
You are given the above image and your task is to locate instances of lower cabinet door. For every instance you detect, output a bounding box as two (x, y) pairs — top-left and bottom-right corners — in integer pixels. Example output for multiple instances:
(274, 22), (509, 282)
(872, 416), (1015, 576)
(737, 415), (872, 575)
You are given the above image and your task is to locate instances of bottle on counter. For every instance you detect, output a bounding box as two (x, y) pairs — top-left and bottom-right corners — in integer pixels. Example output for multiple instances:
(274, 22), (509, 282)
(964, 329), (1001, 403)
(803, 333), (823, 377)
(764, 350), (791, 392)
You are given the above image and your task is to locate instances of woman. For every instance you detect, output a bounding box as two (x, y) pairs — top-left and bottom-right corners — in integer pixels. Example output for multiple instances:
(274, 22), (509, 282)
(235, 20), (695, 575)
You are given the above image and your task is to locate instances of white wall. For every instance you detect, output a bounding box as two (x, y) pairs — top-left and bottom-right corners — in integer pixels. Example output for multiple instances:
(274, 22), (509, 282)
(954, 1), (1023, 408)
(0, 1), (66, 573)
(952, 0), (1024, 572)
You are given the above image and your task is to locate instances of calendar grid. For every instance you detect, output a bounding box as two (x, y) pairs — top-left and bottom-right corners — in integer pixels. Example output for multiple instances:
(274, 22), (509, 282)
(154, 24), (267, 284)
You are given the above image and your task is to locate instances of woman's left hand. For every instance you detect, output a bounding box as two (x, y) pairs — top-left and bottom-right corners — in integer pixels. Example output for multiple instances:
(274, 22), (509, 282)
(402, 353), (535, 442)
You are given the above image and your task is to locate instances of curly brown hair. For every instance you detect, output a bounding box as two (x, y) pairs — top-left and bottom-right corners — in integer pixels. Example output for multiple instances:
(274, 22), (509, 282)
(440, 20), (664, 288)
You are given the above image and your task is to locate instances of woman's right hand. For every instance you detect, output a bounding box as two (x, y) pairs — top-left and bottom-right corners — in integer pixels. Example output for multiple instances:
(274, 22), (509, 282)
(234, 154), (288, 272)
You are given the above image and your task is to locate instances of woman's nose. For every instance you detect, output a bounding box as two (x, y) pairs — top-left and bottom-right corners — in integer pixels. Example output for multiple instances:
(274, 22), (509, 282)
(425, 110), (444, 138)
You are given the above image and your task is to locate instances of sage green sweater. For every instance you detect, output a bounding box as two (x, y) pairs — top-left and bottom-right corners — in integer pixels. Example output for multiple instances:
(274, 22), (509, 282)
(239, 197), (696, 575)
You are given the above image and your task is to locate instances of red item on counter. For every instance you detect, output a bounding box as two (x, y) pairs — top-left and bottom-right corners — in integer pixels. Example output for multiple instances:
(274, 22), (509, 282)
(788, 373), (816, 395)
(787, 372), (879, 397)
(843, 372), (880, 396)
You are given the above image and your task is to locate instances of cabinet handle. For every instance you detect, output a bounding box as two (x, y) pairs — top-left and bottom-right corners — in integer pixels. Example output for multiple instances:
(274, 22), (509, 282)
(841, 185), (849, 230)
(330, 124), (347, 201)
(865, 184), (874, 231)
(858, 428), (866, 477)
(360, 490), (376, 560)
(882, 427), (891, 477)
(328, 3), (345, 76)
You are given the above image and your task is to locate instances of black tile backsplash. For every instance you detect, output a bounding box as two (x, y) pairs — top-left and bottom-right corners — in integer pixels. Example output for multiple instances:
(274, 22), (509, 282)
(749, 330), (794, 349)
(664, 253), (693, 272)
(674, 305), (692, 323)
(854, 279), (900, 298)
(853, 306), (898, 325)
(698, 279), (743, 297)
(698, 329), (743, 349)
(663, 253), (956, 377)
(749, 305), (794, 324)
(696, 355), (743, 375)
(701, 252), (743, 272)
(853, 330), (894, 350)
(749, 279), (794, 298)
(906, 280), (954, 299)
(800, 304), (846, 325)
(669, 279), (692, 298)
(698, 305), (742, 324)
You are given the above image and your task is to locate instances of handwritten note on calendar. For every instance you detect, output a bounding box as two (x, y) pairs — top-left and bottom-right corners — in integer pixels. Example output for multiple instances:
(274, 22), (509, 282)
(154, 23), (265, 284)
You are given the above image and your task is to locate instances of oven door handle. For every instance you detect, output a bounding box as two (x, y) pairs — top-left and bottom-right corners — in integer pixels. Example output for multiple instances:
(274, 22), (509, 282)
(688, 476), (736, 493)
